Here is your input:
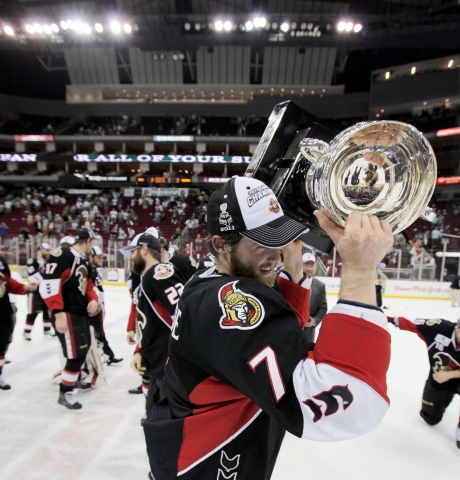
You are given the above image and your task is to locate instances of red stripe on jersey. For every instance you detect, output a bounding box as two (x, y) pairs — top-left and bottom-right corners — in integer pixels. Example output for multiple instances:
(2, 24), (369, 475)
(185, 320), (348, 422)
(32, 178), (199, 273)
(277, 276), (310, 328)
(127, 301), (137, 332)
(396, 316), (426, 343)
(66, 312), (77, 359)
(153, 299), (174, 328)
(178, 376), (261, 474)
(313, 313), (391, 404)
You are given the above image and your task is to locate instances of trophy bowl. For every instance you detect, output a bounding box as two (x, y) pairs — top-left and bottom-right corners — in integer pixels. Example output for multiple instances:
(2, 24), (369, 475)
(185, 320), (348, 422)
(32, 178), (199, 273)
(300, 121), (437, 233)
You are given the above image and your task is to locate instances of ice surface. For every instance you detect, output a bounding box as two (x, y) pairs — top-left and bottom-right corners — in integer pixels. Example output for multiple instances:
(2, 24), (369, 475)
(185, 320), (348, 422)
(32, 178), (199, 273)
(0, 287), (459, 479)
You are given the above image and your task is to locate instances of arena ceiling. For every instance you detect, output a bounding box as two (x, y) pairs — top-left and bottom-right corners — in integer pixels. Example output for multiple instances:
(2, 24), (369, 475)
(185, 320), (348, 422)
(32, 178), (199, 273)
(0, 0), (459, 100)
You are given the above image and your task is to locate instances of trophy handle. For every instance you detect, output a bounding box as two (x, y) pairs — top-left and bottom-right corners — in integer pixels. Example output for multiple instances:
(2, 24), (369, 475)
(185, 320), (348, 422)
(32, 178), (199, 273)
(419, 206), (436, 222)
(299, 138), (329, 164)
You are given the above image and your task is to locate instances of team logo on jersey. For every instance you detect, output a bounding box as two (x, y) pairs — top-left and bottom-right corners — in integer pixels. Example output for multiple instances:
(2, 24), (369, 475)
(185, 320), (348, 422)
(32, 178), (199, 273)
(153, 263), (175, 280)
(433, 352), (460, 373)
(219, 203), (234, 232)
(426, 318), (441, 326)
(75, 265), (88, 295)
(51, 247), (62, 257)
(268, 198), (280, 213)
(218, 281), (265, 330)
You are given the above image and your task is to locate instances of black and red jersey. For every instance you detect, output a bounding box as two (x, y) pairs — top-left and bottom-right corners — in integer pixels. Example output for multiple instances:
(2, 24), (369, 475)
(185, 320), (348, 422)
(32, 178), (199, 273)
(39, 246), (98, 316)
(391, 315), (460, 390)
(26, 256), (46, 283)
(0, 255), (27, 319)
(166, 252), (195, 282)
(133, 262), (187, 378)
(144, 268), (391, 480)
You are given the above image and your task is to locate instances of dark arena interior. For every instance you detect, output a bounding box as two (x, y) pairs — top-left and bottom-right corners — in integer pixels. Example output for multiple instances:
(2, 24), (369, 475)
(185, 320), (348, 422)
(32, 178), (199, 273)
(0, 1), (460, 479)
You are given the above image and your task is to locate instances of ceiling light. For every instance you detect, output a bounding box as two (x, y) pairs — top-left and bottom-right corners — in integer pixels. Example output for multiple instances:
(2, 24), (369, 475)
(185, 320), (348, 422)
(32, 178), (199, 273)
(111, 21), (121, 33)
(95, 23), (103, 33)
(4, 25), (14, 36)
(60, 21), (68, 30)
(259, 17), (267, 28)
(280, 22), (289, 32)
(215, 20), (223, 31)
(123, 23), (132, 33)
(411, 66), (416, 74)
(245, 21), (254, 31)
(385, 71), (390, 79)
(253, 18), (261, 28)
(25, 24), (35, 34)
(195, 23), (201, 31)
(223, 21), (232, 31)
(345, 22), (353, 32)
(271, 22), (278, 30)
(337, 21), (346, 32)
(423, 101), (427, 105)
(300, 22), (307, 30)
(353, 23), (362, 33)
(290, 22), (297, 29)
(307, 23), (313, 30)
(178, 53), (184, 60)
(43, 25), (52, 34)
(51, 23), (59, 33)
(184, 22), (191, 31)
(67, 20), (75, 30)
(34, 24), (43, 33)
(448, 59), (453, 68)
(172, 53), (178, 61)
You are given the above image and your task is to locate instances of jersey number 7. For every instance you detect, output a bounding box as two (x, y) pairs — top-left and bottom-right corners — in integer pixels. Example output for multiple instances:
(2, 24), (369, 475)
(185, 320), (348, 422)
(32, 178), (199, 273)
(248, 346), (286, 402)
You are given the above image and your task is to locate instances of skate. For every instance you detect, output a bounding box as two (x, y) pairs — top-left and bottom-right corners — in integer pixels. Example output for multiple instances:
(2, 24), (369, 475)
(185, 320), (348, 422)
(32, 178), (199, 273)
(107, 357), (123, 365)
(23, 332), (32, 341)
(74, 378), (92, 391)
(128, 385), (143, 394)
(58, 391), (82, 410)
(0, 376), (11, 390)
(456, 424), (460, 449)
(44, 330), (56, 337)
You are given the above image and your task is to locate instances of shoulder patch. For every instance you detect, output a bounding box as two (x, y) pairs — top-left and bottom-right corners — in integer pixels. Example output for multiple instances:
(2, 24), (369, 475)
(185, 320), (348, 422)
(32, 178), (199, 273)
(218, 281), (265, 330)
(426, 318), (441, 326)
(51, 247), (62, 257)
(153, 263), (175, 280)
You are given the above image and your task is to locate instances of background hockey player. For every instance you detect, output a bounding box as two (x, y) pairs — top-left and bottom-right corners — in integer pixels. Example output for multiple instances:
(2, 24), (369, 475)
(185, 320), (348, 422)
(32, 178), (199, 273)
(389, 315), (460, 448)
(126, 227), (195, 395)
(40, 228), (99, 410)
(88, 245), (122, 366)
(0, 256), (37, 390)
(144, 176), (394, 480)
(120, 233), (187, 413)
(24, 242), (53, 340)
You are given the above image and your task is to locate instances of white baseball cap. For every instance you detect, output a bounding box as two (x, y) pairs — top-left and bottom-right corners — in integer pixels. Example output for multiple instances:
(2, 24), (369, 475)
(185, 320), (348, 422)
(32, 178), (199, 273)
(208, 177), (309, 248)
(120, 233), (162, 257)
(90, 246), (104, 256)
(145, 227), (160, 238)
(59, 236), (75, 246)
(302, 253), (316, 264)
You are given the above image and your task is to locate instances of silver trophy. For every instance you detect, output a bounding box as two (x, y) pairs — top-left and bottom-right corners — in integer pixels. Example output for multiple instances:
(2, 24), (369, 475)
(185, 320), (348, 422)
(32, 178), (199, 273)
(245, 102), (437, 253)
(299, 121), (437, 233)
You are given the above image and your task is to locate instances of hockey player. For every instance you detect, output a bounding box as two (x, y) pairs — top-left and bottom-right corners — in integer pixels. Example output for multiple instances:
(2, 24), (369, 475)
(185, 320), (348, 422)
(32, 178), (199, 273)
(120, 233), (187, 413)
(40, 228), (99, 410)
(126, 227), (195, 395)
(88, 246), (122, 365)
(0, 256), (37, 390)
(144, 176), (394, 479)
(24, 242), (54, 340)
(389, 315), (460, 448)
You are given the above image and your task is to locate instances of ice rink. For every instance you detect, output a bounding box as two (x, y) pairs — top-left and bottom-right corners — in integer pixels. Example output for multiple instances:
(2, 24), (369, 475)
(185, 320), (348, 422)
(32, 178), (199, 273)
(1, 285), (459, 480)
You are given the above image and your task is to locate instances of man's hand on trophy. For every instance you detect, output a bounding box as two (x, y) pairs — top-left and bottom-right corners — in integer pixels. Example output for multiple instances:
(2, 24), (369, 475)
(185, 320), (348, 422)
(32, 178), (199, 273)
(314, 209), (393, 274)
(354, 123), (404, 148)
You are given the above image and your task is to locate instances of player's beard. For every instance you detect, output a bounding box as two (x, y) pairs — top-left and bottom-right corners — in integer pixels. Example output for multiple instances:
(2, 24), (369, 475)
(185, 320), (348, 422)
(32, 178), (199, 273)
(131, 251), (146, 275)
(229, 248), (276, 287)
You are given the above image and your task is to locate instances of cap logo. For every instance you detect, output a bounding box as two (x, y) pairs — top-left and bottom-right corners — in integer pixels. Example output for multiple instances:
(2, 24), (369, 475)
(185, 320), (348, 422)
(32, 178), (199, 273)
(219, 203), (235, 232)
(218, 281), (265, 330)
(247, 185), (273, 207)
(269, 198), (280, 213)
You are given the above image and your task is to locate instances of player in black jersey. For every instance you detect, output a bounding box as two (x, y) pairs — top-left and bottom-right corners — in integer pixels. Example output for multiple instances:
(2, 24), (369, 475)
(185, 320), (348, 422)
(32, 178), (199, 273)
(389, 315), (460, 448)
(0, 256), (37, 390)
(88, 246), (122, 365)
(40, 228), (99, 410)
(144, 176), (394, 480)
(24, 242), (53, 340)
(121, 233), (187, 413)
